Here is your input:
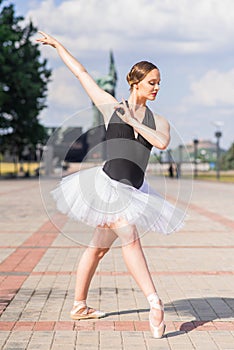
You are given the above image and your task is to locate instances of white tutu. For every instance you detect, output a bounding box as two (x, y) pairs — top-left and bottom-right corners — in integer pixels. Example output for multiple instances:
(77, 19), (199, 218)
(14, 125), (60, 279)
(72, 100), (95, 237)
(51, 166), (185, 234)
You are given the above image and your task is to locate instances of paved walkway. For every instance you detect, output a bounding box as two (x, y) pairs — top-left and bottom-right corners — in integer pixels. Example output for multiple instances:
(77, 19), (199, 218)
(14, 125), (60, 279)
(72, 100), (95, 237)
(0, 174), (234, 350)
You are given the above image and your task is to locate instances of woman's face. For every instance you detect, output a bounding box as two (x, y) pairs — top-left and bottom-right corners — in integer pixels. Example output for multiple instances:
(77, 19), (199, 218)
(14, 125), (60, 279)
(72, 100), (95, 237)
(136, 68), (161, 101)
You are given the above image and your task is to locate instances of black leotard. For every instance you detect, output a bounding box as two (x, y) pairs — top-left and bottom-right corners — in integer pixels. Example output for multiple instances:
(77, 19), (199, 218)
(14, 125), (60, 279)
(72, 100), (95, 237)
(103, 104), (156, 189)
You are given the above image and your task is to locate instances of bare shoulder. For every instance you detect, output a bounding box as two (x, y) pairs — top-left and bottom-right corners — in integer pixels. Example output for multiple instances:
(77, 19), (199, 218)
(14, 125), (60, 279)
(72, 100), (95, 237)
(152, 112), (170, 131)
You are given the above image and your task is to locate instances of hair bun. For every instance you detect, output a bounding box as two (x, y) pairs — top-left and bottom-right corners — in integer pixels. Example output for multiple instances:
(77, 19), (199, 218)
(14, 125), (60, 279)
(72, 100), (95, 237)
(126, 72), (132, 85)
(126, 61), (158, 91)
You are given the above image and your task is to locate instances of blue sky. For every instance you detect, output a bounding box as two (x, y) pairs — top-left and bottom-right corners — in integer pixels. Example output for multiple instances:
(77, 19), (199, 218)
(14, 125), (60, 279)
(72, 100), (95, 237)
(11, 0), (234, 149)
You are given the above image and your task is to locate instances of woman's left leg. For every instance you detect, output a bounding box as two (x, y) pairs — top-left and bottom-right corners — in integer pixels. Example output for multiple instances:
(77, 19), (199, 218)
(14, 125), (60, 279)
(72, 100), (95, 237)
(110, 219), (156, 296)
(110, 219), (165, 337)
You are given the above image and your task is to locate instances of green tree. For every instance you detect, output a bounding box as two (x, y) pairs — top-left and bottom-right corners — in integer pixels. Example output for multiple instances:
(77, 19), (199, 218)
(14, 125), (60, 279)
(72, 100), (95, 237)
(221, 143), (234, 170)
(0, 0), (51, 161)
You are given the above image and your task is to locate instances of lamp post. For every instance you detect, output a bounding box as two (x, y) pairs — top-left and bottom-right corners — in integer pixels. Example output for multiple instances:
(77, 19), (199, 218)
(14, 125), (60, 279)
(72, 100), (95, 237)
(177, 144), (183, 178)
(167, 148), (172, 163)
(193, 139), (199, 178)
(212, 121), (223, 180)
(215, 130), (222, 180)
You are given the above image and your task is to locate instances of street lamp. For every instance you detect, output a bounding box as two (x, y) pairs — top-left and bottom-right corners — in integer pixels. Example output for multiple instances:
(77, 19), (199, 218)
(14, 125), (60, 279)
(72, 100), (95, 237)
(177, 144), (183, 178)
(193, 139), (199, 178)
(215, 130), (222, 180)
(167, 148), (172, 163)
(212, 121), (223, 180)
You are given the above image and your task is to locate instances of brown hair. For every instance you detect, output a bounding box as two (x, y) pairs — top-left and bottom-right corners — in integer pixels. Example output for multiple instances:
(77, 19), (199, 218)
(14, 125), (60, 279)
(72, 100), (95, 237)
(126, 61), (159, 90)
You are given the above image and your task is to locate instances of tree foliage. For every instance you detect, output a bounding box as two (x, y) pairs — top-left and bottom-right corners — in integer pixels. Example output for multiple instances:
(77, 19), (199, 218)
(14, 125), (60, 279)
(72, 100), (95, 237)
(221, 143), (234, 170)
(0, 0), (51, 159)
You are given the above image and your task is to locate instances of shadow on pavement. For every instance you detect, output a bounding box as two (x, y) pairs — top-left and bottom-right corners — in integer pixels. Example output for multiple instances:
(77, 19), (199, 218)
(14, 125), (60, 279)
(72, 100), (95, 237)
(166, 297), (234, 336)
(106, 297), (234, 338)
(105, 308), (149, 317)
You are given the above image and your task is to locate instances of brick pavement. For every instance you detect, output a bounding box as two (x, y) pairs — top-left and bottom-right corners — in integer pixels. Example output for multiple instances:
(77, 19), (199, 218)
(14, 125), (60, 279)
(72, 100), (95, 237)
(0, 175), (234, 349)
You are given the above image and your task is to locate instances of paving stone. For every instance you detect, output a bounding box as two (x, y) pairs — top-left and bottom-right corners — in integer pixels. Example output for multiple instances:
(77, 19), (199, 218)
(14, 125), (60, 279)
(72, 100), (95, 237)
(0, 178), (234, 349)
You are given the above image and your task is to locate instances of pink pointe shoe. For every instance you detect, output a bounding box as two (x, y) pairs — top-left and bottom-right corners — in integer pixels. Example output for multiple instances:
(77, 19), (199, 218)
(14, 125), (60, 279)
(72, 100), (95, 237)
(70, 300), (106, 320)
(148, 294), (166, 339)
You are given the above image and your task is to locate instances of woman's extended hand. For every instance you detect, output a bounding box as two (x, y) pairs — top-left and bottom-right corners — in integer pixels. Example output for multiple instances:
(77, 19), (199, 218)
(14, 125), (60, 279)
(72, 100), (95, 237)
(115, 99), (135, 125)
(36, 31), (58, 48)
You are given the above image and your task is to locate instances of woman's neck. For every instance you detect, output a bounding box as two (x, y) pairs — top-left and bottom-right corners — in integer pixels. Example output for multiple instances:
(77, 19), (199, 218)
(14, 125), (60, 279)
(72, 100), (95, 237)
(128, 91), (147, 108)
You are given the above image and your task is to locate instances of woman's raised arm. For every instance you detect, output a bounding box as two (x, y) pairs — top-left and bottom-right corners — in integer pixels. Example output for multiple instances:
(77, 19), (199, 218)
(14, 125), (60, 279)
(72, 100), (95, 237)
(36, 31), (117, 121)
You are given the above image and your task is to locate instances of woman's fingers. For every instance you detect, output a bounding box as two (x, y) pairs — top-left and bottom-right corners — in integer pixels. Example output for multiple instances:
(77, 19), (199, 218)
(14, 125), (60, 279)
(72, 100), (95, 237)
(38, 31), (47, 37)
(116, 109), (130, 124)
(36, 31), (57, 47)
(36, 31), (48, 42)
(121, 98), (128, 109)
(115, 111), (122, 119)
(114, 98), (133, 124)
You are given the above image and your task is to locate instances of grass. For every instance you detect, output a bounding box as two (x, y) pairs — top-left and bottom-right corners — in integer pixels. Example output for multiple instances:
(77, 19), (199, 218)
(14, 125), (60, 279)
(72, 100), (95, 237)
(0, 162), (39, 176)
(195, 173), (234, 183)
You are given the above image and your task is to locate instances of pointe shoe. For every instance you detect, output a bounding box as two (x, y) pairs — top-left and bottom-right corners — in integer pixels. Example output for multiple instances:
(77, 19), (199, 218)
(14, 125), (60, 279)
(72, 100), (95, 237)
(149, 298), (165, 339)
(70, 300), (106, 320)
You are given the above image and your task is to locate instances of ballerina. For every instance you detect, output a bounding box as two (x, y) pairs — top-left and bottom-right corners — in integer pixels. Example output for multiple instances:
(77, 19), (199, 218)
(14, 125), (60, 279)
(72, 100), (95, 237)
(37, 31), (185, 338)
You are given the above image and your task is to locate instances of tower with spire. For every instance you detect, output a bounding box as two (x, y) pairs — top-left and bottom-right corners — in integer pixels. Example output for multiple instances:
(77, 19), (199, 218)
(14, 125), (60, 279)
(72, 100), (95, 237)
(93, 51), (118, 126)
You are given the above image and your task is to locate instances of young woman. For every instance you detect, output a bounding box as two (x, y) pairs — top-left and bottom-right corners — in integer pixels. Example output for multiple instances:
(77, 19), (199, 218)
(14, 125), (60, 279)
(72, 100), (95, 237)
(37, 31), (185, 339)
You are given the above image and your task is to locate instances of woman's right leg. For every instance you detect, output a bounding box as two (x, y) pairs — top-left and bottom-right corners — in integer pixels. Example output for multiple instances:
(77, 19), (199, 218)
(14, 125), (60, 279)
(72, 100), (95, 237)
(71, 225), (117, 319)
(74, 225), (117, 301)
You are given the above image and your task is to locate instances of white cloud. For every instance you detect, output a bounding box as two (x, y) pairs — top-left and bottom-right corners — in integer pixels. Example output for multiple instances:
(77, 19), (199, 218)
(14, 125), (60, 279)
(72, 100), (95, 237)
(39, 66), (93, 127)
(183, 69), (234, 107)
(48, 66), (88, 108)
(24, 0), (234, 148)
(28, 0), (234, 55)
